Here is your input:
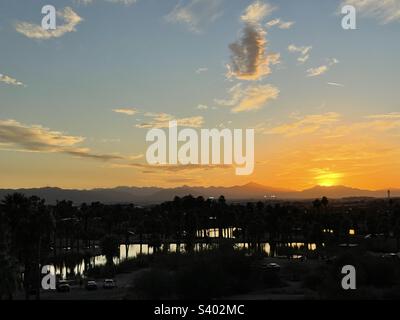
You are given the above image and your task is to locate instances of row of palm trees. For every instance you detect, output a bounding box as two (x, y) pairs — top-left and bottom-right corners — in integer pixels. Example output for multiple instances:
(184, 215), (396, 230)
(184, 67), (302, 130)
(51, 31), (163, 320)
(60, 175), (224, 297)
(1, 192), (399, 299)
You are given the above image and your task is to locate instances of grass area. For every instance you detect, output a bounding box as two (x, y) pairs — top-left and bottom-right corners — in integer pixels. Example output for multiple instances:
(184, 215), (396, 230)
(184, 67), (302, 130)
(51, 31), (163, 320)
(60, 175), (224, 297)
(127, 242), (285, 299)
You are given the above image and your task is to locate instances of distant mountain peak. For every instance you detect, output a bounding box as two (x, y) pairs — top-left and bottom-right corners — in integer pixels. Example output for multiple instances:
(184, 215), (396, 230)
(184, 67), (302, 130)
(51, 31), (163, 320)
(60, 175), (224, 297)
(0, 184), (397, 205)
(243, 182), (265, 188)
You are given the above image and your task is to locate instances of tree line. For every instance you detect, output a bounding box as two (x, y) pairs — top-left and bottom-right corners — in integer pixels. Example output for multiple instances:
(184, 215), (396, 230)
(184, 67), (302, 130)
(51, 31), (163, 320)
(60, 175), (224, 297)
(1, 192), (399, 299)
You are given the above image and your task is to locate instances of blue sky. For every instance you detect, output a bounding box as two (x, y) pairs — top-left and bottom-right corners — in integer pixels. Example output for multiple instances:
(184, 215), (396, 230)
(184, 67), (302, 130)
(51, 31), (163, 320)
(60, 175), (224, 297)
(1, 0), (400, 189)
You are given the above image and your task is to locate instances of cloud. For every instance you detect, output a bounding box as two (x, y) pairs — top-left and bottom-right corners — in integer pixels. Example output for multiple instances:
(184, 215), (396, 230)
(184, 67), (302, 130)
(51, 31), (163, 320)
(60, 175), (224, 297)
(165, 177), (198, 184)
(365, 112), (400, 120)
(0, 73), (24, 86)
(15, 7), (82, 39)
(165, 0), (223, 33)
(307, 65), (328, 77)
(128, 154), (144, 160)
(266, 18), (295, 29)
(74, 0), (94, 5)
(327, 82), (344, 87)
(340, 0), (400, 24)
(0, 119), (124, 161)
(136, 112), (204, 128)
(226, 1), (280, 81)
(112, 108), (138, 115)
(197, 104), (209, 110)
(113, 162), (232, 172)
(215, 83), (279, 113)
(105, 0), (137, 5)
(241, 1), (276, 24)
(263, 112), (341, 136)
(195, 67), (208, 74)
(227, 24), (280, 81)
(74, 0), (137, 5)
(307, 58), (338, 77)
(288, 44), (312, 63)
(322, 113), (400, 138)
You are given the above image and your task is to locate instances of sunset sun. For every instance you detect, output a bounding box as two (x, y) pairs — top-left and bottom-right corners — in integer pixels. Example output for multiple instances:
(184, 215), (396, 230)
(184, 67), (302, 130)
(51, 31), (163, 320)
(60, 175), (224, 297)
(313, 169), (343, 187)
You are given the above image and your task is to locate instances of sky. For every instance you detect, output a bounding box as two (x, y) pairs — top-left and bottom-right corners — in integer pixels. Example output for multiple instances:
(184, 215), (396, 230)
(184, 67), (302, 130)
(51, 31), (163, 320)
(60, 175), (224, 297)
(0, 0), (400, 190)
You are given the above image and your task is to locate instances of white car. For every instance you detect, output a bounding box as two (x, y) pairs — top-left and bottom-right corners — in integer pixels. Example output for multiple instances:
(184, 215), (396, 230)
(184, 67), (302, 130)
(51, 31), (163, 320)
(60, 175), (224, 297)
(86, 280), (98, 290)
(103, 279), (116, 289)
(266, 263), (281, 271)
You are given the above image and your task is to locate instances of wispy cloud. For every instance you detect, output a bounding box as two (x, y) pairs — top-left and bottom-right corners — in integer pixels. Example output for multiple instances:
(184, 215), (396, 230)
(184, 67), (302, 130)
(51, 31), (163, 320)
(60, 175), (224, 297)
(340, 0), (400, 24)
(165, 0), (223, 33)
(75, 0), (137, 5)
(215, 83), (279, 113)
(365, 112), (400, 120)
(288, 44), (312, 63)
(307, 65), (328, 77)
(105, 0), (137, 5)
(327, 82), (344, 87)
(323, 116), (400, 139)
(0, 119), (124, 161)
(195, 67), (208, 74)
(262, 112), (341, 136)
(74, 0), (94, 5)
(266, 18), (295, 29)
(112, 162), (232, 172)
(112, 108), (138, 115)
(136, 112), (204, 128)
(15, 7), (82, 39)
(0, 73), (24, 86)
(307, 58), (339, 77)
(196, 104), (209, 110)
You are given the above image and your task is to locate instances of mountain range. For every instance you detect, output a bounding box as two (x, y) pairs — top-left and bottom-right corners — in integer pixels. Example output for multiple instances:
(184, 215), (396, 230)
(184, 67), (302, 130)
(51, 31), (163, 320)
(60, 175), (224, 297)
(0, 183), (398, 205)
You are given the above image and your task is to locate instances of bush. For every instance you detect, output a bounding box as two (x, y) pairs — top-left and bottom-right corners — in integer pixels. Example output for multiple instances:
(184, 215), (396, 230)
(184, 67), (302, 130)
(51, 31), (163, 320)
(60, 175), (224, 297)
(303, 268), (325, 291)
(134, 269), (175, 299)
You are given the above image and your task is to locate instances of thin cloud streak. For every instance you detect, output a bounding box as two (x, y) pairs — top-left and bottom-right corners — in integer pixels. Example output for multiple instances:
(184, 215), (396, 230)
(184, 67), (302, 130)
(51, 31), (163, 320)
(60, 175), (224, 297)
(0, 119), (126, 161)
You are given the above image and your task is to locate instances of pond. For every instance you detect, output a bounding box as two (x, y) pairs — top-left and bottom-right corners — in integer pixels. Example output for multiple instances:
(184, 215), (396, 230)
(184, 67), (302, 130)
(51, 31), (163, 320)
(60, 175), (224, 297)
(52, 241), (318, 279)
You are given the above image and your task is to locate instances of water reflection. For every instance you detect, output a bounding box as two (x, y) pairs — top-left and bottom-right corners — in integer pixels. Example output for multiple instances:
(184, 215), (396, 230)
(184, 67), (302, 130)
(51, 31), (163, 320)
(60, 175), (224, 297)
(53, 241), (318, 279)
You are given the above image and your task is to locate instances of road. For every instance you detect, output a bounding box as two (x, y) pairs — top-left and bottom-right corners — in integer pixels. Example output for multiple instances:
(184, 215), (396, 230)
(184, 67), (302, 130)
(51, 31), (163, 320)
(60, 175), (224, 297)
(15, 269), (148, 300)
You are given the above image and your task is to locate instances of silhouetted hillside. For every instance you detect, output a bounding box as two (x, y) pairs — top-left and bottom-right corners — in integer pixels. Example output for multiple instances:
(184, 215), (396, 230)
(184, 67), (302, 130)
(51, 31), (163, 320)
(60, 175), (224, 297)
(0, 183), (398, 204)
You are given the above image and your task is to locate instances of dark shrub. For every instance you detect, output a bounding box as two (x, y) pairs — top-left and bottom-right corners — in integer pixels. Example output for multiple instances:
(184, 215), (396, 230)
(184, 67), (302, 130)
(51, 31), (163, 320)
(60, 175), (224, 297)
(134, 269), (175, 299)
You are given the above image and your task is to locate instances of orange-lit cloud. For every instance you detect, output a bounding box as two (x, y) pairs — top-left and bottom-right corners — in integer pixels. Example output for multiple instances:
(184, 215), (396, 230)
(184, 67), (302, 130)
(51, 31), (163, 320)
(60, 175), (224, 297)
(307, 58), (339, 77)
(136, 112), (204, 128)
(112, 108), (138, 115)
(216, 83), (279, 113)
(261, 112), (341, 136)
(240, 1), (276, 24)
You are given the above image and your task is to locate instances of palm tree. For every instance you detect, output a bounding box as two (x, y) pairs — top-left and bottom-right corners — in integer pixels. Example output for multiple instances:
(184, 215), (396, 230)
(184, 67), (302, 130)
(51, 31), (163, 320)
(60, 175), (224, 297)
(2, 193), (55, 300)
(0, 206), (18, 300)
(100, 234), (119, 267)
(313, 198), (322, 212)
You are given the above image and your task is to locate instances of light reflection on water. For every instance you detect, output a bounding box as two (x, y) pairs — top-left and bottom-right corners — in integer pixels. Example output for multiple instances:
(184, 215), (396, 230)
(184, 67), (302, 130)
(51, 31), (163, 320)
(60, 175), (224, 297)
(53, 241), (318, 279)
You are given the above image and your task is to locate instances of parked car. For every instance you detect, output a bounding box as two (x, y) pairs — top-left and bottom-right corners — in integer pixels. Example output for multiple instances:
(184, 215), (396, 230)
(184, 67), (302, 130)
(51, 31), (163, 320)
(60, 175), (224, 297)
(381, 253), (400, 260)
(103, 279), (116, 289)
(258, 259), (281, 271)
(57, 280), (70, 292)
(86, 280), (98, 290)
(266, 263), (281, 271)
